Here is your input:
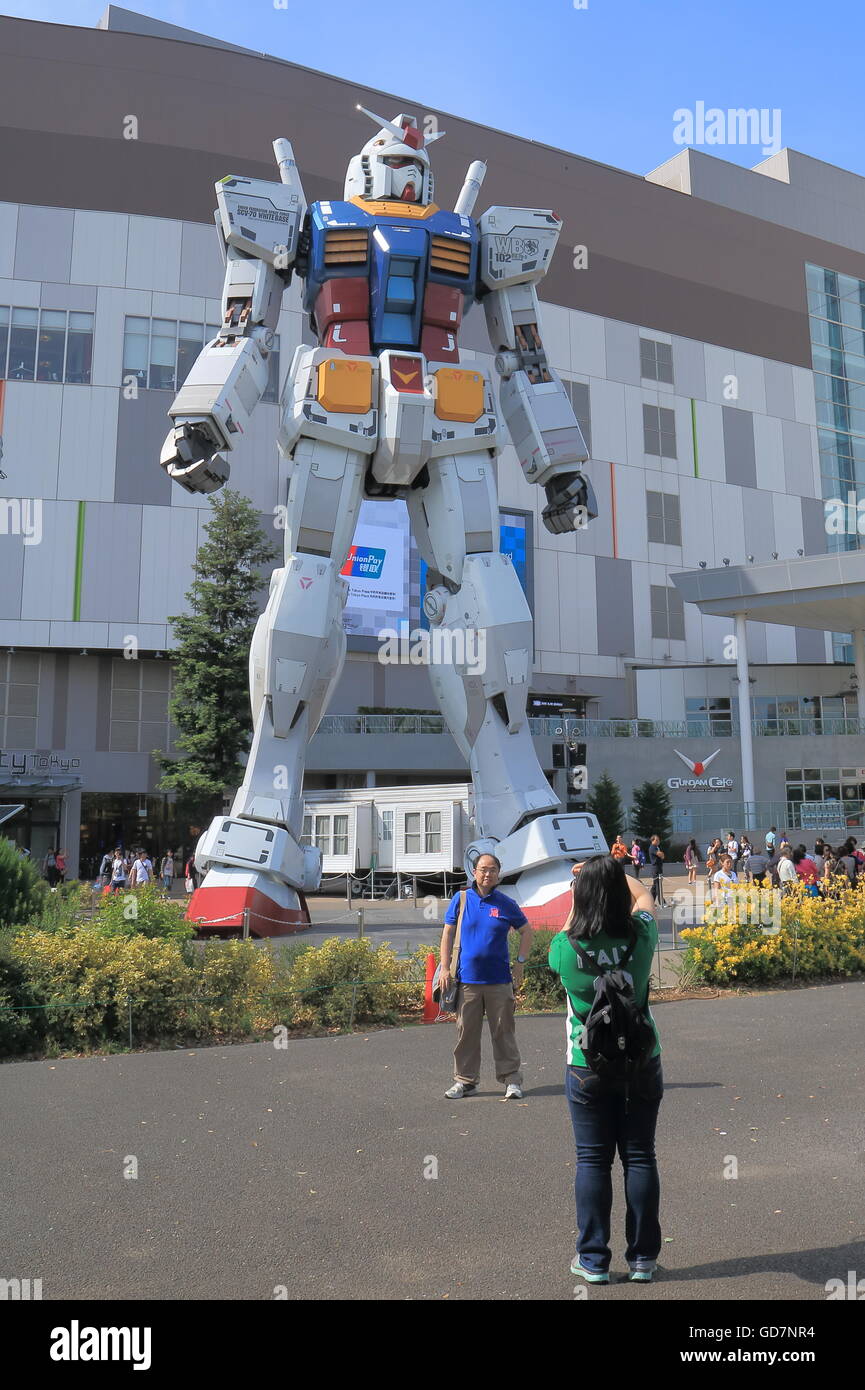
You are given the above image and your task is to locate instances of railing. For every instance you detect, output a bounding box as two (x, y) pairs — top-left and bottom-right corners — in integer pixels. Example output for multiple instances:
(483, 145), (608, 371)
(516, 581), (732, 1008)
(668, 801), (865, 835)
(316, 715), (865, 739)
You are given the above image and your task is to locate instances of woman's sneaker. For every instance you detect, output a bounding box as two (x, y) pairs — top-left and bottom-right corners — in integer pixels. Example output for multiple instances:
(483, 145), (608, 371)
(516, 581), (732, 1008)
(627, 1263), (657, 1282)
(444, 1082), (476, 1099)
(570, 1258), (609, 1284)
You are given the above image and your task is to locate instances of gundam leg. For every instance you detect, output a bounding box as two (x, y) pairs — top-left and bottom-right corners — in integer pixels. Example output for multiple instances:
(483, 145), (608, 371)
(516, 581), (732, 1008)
(408, 452), (607, 926)
(188, 434), (366, 936)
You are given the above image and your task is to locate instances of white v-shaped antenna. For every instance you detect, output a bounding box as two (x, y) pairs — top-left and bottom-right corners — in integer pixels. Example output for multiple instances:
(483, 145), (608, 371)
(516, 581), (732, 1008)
(356, 105), (409, 141)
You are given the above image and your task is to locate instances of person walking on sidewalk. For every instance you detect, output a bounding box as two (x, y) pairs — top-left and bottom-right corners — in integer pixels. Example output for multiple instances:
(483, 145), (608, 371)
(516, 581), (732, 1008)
(630, 839), (645, 879)
(648, 835), (666, 907)
(684, 838), (700, 885)
(548, 856), (663, 1284)
(439, 853), (532, 1100)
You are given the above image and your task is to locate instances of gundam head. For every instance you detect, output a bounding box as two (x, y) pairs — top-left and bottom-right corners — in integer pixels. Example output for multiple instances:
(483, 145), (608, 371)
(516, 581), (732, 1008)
(345, 105), (445, 206)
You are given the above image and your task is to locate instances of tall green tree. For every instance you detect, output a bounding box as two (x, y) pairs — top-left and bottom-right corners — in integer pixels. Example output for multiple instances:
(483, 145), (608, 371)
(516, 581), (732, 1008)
(587, 771), (624, 846)
(0, 838), (48, 928)
(157, 489), (277, 824)
(630, 779), (673, 852)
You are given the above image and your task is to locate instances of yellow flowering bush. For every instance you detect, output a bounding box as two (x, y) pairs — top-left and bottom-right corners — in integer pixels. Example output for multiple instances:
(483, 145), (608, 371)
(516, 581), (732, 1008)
(682, 881), (865, 984)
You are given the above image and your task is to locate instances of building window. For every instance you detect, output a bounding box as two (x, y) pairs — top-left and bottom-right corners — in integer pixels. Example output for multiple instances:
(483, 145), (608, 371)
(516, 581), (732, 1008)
(333, 814), (350, 856)
(404, 811), (421, 855)
(646, 489), (681, 545)
(109, 658), (174, 753)
(643, 404), (677, 458)
(640, 338), (674, 384)
(0, 652), (39, 748)
(650, 584), (685, 640)
(807, 262), (865, 556)
(685, 697), (732, 736)
(0, 305), (93, 384)
(425, 811), (441, 854)
(563, 378), (592, 454)
(785, 767), (862, 811)
(122, 316), (281, 403)
(301, 813), (350, 856)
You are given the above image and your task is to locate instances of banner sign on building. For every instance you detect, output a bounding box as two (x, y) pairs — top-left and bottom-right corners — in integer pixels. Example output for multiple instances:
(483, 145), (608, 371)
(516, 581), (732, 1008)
(342, 501), (412, 639)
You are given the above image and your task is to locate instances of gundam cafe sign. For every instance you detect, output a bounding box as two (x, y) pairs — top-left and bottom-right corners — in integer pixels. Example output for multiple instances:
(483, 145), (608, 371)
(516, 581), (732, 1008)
(667, 750), (733, 793)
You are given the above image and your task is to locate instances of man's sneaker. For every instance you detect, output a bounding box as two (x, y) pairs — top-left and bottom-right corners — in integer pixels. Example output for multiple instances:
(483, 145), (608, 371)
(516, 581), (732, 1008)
(627, 1263), (658, 1283)
(504, 1083), (523, 1099)
(444, 1082), (476, 1099)
(570, 1258), (609, 1284)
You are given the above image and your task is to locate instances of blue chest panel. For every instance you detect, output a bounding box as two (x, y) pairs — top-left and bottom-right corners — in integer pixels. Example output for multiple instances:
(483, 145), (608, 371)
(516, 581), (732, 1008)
(305, 201), (478, 351)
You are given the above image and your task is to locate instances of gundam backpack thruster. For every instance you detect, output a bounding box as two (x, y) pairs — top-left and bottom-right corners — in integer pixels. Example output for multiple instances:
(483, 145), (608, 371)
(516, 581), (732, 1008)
(160, 106), (606, 934)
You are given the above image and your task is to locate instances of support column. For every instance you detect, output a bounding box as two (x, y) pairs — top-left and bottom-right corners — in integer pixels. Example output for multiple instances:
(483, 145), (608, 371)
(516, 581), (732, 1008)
(735, 613), (756, 831)
(852, 628), (865, 724)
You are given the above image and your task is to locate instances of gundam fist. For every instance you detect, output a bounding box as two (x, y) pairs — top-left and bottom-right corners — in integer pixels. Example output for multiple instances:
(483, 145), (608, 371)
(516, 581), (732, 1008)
(160, 422), (231, 495)
(542, 471), (599, 535)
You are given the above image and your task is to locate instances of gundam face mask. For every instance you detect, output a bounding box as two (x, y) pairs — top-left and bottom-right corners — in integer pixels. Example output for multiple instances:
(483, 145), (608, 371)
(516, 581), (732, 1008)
(386, 157), (424, 202)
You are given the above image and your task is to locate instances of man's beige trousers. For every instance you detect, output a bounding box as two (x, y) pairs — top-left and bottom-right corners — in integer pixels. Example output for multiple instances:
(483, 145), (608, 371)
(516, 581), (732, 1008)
(453, 983), (522, 1087)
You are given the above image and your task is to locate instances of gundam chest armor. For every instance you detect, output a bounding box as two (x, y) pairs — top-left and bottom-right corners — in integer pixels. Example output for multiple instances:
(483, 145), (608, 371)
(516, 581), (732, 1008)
(160, 106), (603, 936)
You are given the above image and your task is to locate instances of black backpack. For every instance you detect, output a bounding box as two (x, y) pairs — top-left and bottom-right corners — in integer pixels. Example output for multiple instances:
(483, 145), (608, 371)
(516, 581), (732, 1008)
(569, 930), (656, 1081)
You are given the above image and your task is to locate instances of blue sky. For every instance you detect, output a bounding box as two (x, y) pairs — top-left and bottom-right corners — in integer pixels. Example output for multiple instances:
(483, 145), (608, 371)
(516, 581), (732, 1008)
(6, 0), (865, 178)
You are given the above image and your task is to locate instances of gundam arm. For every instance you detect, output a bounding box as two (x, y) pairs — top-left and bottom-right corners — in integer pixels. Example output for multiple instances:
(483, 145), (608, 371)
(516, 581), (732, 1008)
(160, 139), (307, 495)
(478, 206), (597, 535)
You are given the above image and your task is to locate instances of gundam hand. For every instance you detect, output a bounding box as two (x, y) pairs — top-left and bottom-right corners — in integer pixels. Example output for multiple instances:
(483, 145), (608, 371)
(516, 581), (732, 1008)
(160, 421), (231, 495)
(541, 471), (598, 535)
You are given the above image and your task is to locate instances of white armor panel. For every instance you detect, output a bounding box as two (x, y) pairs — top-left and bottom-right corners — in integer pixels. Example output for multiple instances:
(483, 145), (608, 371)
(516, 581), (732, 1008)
(477, 206), (562, 290)
(216, 173), (305, 267)
(167, 335), (270, 451)
(279, 345), (379, 460)
(497, 370), (588, 489)
(373, 350), (433, 485)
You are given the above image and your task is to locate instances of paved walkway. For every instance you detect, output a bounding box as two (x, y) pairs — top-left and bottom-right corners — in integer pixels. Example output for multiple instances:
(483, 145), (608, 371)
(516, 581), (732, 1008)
(3, 981), (862, 1300)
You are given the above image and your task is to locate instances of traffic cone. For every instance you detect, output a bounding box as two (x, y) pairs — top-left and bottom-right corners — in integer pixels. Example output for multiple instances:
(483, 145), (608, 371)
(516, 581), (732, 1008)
(423, 951), (439, 1023)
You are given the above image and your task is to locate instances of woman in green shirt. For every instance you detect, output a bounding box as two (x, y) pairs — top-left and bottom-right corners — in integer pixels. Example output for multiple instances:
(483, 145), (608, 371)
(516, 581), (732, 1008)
(548, 855), (663, 1284)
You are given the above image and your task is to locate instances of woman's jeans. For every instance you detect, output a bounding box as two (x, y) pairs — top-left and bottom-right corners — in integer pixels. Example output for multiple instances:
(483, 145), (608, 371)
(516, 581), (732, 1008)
(565, 1055), (663, 1272)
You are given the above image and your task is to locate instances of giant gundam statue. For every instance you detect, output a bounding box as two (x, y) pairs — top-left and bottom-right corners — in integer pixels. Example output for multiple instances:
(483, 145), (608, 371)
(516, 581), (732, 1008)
(161, 106), (607, 935)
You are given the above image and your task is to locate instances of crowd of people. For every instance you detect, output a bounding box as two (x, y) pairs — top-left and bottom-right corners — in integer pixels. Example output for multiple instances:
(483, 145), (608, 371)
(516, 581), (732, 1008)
(695, 827), (865, 902)
(95, 848), (200, 895)
(605, 827), (865, 906)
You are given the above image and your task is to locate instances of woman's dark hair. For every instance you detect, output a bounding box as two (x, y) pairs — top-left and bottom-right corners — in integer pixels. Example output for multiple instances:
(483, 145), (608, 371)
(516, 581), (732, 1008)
(688, 838), (698, 851)
(565, 854), (633, 942)
(792, 848), (805, 865)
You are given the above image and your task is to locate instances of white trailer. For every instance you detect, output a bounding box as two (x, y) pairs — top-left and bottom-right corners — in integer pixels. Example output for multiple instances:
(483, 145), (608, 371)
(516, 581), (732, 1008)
(302, 783), (472, 889)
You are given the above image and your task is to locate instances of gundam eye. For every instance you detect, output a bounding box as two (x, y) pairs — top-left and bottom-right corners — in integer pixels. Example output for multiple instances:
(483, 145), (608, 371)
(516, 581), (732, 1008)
(383, 156), (417, 168)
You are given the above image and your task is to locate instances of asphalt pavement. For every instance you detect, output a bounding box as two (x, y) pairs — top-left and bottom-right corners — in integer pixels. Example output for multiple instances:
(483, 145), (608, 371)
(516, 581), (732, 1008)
(2, 980), (863, 1301)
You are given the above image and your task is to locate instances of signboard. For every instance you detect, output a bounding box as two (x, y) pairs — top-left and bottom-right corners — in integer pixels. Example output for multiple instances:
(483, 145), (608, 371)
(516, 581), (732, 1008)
(342, 500), (411, 639)
(667, 748), (732, 793)
(0, 752), (81, 774)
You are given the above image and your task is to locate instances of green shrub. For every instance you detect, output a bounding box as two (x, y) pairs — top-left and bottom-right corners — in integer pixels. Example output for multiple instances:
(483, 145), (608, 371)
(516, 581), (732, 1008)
(286, 936), (411, 1028)
(10, 928), (197, 1047)
(33, 882), (92, 935)
(89, 883), (195, 940)
(0, 929), (45, 1053)
(511, 929), (566, 1010)
(0, 839), (48, 929)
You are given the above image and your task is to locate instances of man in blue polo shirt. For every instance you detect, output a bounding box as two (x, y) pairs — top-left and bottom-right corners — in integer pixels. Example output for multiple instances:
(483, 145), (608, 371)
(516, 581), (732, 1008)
(438, 852), (533, 1100)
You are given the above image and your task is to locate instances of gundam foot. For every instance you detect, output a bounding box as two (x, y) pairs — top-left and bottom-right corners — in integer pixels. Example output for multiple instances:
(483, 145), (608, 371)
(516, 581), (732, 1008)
(466, 813), (607, 929)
